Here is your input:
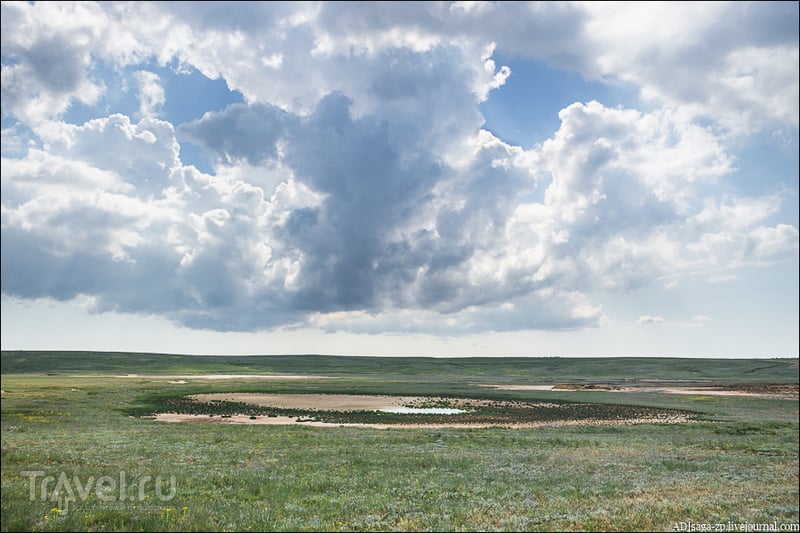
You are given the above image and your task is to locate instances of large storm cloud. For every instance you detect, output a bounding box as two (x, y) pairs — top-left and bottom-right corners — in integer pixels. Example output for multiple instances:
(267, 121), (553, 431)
(1, 1), (797, 334)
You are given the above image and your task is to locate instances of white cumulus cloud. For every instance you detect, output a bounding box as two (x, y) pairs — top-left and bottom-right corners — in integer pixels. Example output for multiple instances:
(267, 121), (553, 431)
(1, 1), (797, 336)
(637, 315), (665, 324)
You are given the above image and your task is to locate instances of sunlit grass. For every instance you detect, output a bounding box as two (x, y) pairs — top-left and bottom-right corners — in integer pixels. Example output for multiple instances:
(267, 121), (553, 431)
(2, 354), (797, 531)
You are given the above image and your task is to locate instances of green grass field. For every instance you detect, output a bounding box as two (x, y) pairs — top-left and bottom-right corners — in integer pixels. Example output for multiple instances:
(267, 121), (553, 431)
(1, 352), (798, 532)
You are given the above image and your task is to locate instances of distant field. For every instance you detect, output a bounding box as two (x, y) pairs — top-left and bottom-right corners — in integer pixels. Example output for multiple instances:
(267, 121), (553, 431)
(1, 351), (798, 532)
(3, 350), (798, 383)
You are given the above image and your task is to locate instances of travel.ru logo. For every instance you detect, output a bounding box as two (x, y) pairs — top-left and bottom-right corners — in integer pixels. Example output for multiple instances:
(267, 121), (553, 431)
(21, 470), (177, 515)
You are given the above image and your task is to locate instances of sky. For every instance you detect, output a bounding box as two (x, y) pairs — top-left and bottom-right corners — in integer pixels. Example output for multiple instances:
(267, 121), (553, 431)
(1, 1), (798, 358)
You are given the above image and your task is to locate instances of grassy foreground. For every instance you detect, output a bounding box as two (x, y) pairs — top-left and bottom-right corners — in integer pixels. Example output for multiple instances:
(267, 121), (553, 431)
(1, 352), (798, 532)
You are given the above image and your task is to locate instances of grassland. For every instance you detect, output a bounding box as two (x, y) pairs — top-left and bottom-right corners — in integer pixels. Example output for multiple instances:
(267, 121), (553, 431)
(1, 352), (798, 532)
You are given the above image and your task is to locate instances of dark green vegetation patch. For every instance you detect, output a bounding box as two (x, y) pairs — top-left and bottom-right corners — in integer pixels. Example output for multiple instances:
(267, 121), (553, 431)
(140, 394), (698, 426)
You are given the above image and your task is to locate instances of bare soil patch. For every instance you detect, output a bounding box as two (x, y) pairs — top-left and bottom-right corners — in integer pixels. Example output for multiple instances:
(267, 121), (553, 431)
(481, 383), (798, 399)
(190, 393), (422, 410)
(154, 412), (694, 429)
(117, 374), (329, 380)
(152, 392), (698, 428)
(188, 393), (513, 411)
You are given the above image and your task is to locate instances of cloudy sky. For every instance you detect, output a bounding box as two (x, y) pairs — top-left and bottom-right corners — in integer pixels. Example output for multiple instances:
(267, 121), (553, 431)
(1, 1), (798, 357)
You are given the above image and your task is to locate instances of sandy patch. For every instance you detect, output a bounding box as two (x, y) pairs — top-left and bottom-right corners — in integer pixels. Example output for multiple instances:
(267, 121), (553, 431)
(153, 393), (697, 428)
(644, 388), (776, 398)
(189, 393), (525, 411)
(155, 413), (345, 427)
(191, 393), (428, 410)
(481, 385), (557, 391)
(153, 412), (695, 429)
(117, 374), (329, 380)
(480, 383), (798, 398)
